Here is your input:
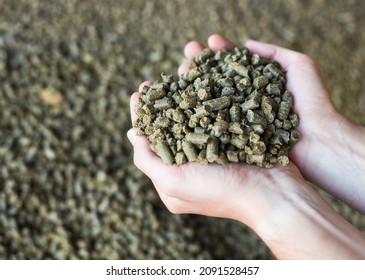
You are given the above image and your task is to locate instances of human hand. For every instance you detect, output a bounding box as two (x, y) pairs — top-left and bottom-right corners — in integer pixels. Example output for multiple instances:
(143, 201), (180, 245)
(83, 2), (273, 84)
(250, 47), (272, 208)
(127, 35), (310, 228)
(241, 38), (365, 212)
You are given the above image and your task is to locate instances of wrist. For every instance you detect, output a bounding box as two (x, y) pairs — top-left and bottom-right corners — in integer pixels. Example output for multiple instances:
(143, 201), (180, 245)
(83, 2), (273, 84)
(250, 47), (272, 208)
(243, 171), (365, 259)
(294, 110), (365, 212)
(253, 184), (365, 259)
(232, 163), (308, 229)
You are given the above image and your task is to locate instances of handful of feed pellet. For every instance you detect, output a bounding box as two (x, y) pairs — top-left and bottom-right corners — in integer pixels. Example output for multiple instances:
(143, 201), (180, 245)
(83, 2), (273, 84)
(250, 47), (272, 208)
(134, 47), (300, 168)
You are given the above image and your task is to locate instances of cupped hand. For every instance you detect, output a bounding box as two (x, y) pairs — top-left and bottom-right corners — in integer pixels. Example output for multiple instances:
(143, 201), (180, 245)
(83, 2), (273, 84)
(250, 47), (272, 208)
(127, 35), (307, 226)
(239, 36), (365, 211)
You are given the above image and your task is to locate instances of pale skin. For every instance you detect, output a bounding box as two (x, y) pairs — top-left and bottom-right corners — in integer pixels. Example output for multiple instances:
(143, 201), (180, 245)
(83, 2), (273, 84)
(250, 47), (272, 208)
(127, 34), (365, 259)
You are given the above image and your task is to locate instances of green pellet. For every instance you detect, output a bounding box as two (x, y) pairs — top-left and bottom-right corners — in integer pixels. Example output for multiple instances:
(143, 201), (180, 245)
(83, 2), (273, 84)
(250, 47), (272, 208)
(230, 134), (249, 149)
(175, 152), (187, 165)
(146, 88), (166, 102)
(206, 137), (219, 163)
(154, 97), (173, 110)
(182, 141), (198, 162)
(228, 122), (244, 134)
(229, 105), (241, 122)
(266, 83), (281, 95)
(203, 96), (230, 111)
(246, 110), (267, 126)
(197, 149), (208, 164)
(155, 141), (174, 164)
(253, 75), (269, 89)
(186, 133), (210, 145)
(241, 96), (260, 113)
(226, 150), (239, 163)
(263, 63), (282, 79)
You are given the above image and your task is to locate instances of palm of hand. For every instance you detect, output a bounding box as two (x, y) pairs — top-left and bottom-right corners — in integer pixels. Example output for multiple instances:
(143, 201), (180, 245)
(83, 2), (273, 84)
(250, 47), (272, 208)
(151, 161), (271, 218)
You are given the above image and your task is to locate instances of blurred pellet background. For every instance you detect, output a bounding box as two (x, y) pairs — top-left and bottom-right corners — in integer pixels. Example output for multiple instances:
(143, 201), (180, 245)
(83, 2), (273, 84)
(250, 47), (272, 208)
(0, 0), (364, 259)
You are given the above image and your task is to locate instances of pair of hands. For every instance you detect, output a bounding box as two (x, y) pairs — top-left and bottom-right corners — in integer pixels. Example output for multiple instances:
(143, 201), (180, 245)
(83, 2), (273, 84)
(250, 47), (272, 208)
(128, 34), (365, 258)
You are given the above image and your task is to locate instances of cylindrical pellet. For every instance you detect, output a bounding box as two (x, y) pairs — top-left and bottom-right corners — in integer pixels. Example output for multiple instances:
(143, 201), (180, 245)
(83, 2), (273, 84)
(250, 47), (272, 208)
(266, 83), (281, 95)
(226, 150), (239, 163)
(251, 53), (271, 65)
(185, 133), (210, 145)
(253, 75), (269, 89)
(234, 65), (249, 78)
(230, 134), (249, 149)
(172, 108), (186, 123)
(229, 105), (241, 122)
(182, 141), (198, 162)
(199, 116), (212, 128)
(261, 96), (276, 123)
(197, 149), (208, 164)
(289, 113), (299, 127)
(206, 137), (219, 163)
(277, 102), (291, 120)
(263, 63), (282, 78)
(247, 154), (265, 165)
(155, 141), (174, 164)
(252, 141), (266, 154)
(228, 122), (244, 134)
(219, 133), (230, 144)
(185, 68), (201, 82)
(175, 152), (187, 165)
(161, 73), (174, 83)
(203, 96), (230, 111)
(194, 126), (206, 134)
(146, 88), (166, 102)
(221, 86), (235, 96)
(290, 130), (300, 143)
(216, 151), (228, 165)
(277, 148), (289, 166)
(179, 97), (197, 109)
(241, 96), (260, 113)
(216, 109), (229, 122)
(153, 97), (173, 110)
(246, 110), (267, 126)
(194, 48), (214, 64)
(283, 119), (292, 130)
(274, 129), (290, 144)
(154, 117), (170, 128)
(282, 91), (293, 104)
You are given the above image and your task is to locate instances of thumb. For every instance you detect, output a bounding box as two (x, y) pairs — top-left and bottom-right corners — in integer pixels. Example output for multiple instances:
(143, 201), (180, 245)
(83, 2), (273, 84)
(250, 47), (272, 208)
(127, 128), (167, 178)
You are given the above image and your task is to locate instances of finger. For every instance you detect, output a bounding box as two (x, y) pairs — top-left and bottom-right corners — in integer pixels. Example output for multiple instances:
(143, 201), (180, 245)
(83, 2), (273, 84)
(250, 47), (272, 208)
(130, 92), (142, 124)
(184, 41), (205, 59)
(138, 81), (153, 92)
(177, 63), (190, 76)
(127, 128), (167, 175)
(245, 39), (311, 70)
(208, 34), (236, 52)
(128, 128), (189, 198)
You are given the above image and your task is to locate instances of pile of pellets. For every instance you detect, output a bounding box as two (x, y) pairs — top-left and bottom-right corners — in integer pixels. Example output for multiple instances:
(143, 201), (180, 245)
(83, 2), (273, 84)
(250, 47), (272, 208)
(134, 48), (300, 168)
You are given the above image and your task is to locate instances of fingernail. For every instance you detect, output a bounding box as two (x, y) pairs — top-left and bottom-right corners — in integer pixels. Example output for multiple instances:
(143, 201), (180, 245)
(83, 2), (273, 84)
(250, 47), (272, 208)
(127, 129), (137, 145)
